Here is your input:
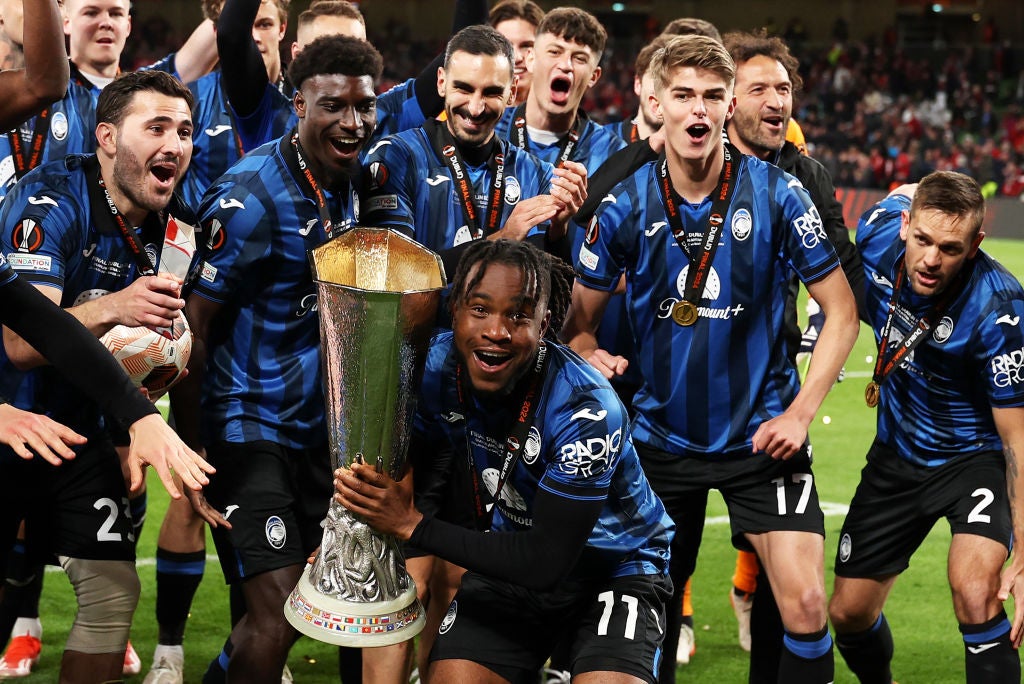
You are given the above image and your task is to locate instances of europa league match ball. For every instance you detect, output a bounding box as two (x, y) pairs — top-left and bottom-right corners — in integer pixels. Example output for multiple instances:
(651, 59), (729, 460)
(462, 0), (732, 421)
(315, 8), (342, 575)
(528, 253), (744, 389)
(99, 316), (192, 396)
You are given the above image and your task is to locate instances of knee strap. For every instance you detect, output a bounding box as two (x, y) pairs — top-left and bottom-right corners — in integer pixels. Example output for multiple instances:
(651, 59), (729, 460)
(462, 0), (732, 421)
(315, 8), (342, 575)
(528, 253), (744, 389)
(59, 556), (140, 654)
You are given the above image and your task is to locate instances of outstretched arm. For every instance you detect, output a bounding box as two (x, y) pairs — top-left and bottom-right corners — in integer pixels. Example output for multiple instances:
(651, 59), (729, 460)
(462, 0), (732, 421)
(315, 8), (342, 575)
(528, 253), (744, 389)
(995, 406), (1024, 648)
(0, 0), (68, 131)
(172, 18), (219, 84)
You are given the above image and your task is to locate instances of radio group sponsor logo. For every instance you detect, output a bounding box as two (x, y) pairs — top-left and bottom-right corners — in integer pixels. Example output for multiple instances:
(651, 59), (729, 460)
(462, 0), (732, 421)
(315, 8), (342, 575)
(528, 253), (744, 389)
(504, 175), (521, 205)
(12, 218), (43, 253)
(51, 111), (68, 141)
(368, 161), (388, 190)
(558, 428), (622, 477)
(523, 426), (542, 465)
(792, 205), (826, 249)
(731, 208), (752, 241)
(265, 515), (287, 549)
(991, 345), (1024, 388)
(932, 316), (954, 343)
(439, 600), (457, 634)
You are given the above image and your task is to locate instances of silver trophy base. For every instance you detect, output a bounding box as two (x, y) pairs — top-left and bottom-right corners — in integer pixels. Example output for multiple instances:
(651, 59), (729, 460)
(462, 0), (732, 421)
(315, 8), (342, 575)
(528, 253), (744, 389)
(284, 563), (425, 647)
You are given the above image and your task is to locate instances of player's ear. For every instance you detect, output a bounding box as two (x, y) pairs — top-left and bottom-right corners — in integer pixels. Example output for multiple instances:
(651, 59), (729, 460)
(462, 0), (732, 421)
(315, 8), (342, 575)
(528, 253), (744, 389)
(898, 210), (910, 241)
(293, 90), (306, 119)
(437, 66), (446, 98)
(539, 309), (551, 339)
(95, 122), (117, 156)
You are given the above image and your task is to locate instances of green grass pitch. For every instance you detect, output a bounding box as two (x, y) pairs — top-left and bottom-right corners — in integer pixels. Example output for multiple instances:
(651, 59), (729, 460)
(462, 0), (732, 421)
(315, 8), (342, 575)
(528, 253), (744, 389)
(22, 238), (1024, 682)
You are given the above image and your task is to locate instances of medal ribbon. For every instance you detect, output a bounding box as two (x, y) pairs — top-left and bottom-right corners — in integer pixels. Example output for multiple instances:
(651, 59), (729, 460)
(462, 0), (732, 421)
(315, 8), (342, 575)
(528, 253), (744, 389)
(657, 142), (740, 312)
(870, 255), (966, 388)
(510, 103), (587, 166)
(287, 131), (350, 240)
(454, 343), (549, 531)
(92, 167), (160, 277)
(10, 107), (52, 181)
(425, 119), (505, 239)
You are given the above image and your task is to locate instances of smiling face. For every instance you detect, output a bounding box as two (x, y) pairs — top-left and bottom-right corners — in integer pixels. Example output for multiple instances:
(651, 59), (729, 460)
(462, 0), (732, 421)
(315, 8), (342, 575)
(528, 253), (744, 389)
(294, 73), (376, 189)
(899, 207), (983, 297)
(439, 49), (514, 148)
(453, 261), (549, 397)
(99, 91), (193, 225)
(493, 17), (535, 105)
(729, 54), (792, 160)
(654, 65), (734, 165)
(527, 31), (600, 122)
(64, 0), (131, 78)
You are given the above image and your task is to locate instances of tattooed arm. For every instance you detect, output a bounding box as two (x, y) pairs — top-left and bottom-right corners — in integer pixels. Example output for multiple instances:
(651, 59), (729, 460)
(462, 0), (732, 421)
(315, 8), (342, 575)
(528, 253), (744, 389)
(994, 406), (1024, 647)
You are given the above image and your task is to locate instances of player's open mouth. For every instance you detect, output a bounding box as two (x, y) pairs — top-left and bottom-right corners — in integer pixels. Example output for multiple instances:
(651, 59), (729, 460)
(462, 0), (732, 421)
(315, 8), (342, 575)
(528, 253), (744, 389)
(763, 115), (784, 131)
(686, 123), (710, 142)
(329, 136), (361, 156)
(550, 76), (572, 106)
(150, 164), (176, 187)
(474, 349), (512, 370)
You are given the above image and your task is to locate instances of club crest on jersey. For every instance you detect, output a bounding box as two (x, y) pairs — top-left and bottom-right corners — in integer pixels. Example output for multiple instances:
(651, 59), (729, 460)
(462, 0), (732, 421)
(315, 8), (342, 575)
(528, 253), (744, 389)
(504, 176), (520, 205)
(368, 161), (388, 190)
(265, 516), (287, 549)
(11, 218), (44, 253)
(731, 208), (752, 241)
(523, 426), (542, 465)
(932, 316), (954, 343)
(50, 112), (68, 142)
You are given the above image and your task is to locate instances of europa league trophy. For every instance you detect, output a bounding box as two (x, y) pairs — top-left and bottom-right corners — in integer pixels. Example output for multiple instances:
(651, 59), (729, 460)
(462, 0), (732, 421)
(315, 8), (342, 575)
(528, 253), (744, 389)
(283, 228), (445, 646)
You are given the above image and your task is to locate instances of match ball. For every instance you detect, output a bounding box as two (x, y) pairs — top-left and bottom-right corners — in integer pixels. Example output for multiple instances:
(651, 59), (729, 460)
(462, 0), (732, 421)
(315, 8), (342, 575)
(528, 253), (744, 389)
(100, 317), (192, 396)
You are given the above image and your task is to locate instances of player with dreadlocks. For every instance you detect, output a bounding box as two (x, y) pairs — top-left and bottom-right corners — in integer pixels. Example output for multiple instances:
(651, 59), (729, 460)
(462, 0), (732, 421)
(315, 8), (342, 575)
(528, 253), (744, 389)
(336, 239), (673, 683)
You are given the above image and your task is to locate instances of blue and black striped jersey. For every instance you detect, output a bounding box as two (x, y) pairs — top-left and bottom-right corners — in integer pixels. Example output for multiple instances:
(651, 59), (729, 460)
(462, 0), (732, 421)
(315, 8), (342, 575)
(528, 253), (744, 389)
(193, 134), (360, 449)
(576, 154), (840, 457)
(857, 194), (1024, 465)
(417, 333), (673, 580)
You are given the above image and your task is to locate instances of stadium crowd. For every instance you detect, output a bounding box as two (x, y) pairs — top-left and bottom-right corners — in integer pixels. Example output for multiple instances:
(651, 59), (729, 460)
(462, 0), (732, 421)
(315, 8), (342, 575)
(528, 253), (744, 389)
(0, 1), (1021, 684)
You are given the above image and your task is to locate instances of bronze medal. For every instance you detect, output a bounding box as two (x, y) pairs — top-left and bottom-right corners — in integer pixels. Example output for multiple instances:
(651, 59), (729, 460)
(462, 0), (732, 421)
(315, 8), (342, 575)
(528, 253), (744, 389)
(864, 381), (880, 408)
(672, 300), (698, 326)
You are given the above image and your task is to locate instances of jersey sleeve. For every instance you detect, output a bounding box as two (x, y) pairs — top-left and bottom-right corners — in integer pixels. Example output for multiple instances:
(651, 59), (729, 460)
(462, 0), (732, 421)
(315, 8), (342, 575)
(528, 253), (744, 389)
(977, 298), (1024, 408)
(370, 79), (427, 149)
(362, 136), (417, 236)
(539, 375), (624, 498)
(777, 173), (840, 284)
(573, 179), (637, 291)
(0, 182), (81, 291)
(192, 183), (271, 303)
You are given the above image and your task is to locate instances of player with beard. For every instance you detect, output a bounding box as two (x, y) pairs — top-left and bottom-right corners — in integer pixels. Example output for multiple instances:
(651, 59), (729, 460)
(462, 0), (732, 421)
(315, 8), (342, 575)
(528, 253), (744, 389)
(829, 173), (1024, 683)
(0, 0), (218, 203)
(335, 238), (673, 684)
(363, 25), (586, 279)
(170, 36), (382, 684)
(489, 0), (543, 107)
(563, 35), (859, 684)
(0, 70), (223, 684)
